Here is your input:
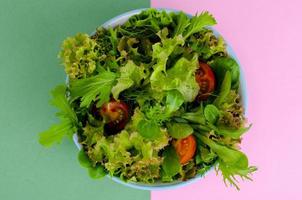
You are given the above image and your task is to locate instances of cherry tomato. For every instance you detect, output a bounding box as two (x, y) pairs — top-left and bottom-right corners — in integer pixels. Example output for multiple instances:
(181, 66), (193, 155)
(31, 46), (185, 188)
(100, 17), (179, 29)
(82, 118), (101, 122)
(173, 135), (197, 165)
(100, 100), (129, 133)
(195, 62), (216, 101)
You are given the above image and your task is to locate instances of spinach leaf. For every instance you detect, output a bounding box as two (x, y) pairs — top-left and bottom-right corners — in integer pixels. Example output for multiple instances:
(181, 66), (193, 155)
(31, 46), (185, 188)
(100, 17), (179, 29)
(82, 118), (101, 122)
(204, 104), (220, 124)
(167, 122), (193, 139)
(137, 119), (162, 140)
(211, 57), (240, 88)
(165, 90), (184, 114)
(162, 146), (181, 177)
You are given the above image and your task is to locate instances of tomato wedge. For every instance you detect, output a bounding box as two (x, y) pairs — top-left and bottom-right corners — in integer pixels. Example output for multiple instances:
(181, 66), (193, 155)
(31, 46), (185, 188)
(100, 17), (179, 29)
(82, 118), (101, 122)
(100, 100), (130, 134)
(173, 135), (197, 165)
(195, 62), (216, 101)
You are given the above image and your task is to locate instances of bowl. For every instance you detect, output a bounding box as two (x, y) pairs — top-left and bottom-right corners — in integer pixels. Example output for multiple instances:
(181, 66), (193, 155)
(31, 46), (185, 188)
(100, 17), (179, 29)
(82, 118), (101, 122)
(72, 8), (247, 191)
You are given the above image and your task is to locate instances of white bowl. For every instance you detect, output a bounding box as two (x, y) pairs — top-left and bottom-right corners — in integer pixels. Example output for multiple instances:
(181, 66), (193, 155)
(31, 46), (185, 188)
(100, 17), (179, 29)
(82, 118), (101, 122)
(73, 8), (247, 191)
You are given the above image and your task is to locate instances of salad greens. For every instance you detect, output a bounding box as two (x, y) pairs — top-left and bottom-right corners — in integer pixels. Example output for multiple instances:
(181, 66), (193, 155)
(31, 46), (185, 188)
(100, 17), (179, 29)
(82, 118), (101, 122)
(39, 8), (256, 190)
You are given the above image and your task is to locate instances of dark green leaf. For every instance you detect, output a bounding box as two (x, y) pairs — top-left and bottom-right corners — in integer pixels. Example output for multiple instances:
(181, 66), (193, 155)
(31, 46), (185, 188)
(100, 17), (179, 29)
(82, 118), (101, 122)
(88, 166), (106, 179)
(214, 71), (231, 107)
(137, 119), (162, 140)
(78, 150), (91, 168)
(173, 12), (190, 36)
(167, 122), (193, 139)
(211, 57), (240, 88)
(162, 146), (181, 177)
(217, 124), (252, 139)
(182, 104), (205, 124)
(204, 104), (220, 124)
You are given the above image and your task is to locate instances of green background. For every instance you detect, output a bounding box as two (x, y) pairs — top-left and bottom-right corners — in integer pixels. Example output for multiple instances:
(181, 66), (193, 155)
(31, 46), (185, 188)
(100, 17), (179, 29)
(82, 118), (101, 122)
(0, 0), (150, 199)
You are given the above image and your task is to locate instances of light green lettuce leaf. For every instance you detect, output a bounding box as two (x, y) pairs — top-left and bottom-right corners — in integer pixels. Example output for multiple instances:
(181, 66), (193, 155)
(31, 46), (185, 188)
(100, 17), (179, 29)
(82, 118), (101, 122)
(59, 33), (98, 79)
(151, 54), (200, 102)
(111, 60), (146, 99)
(150, 28), (185, 91)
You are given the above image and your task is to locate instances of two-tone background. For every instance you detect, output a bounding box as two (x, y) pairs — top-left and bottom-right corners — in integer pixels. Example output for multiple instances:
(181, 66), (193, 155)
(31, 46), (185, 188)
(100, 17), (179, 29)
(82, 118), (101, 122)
(1, 0), (301, 199)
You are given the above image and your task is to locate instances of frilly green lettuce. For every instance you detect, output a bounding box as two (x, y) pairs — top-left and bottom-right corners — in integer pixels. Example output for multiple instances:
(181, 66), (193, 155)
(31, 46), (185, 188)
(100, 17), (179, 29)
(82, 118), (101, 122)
(59, 33), (99, 79)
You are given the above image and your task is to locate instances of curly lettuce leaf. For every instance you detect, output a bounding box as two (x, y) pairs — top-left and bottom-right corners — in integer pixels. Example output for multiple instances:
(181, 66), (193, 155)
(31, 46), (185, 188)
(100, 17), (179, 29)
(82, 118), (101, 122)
(70, 70), (116, 108)
(59, 33), (98, 79)
(85, 128), (169, 183)
(111, 60), (147, 99)
(39, 85), (77, 147)
(151, 54), (200, 102)
(190, 29), (226, 60)
(119, 8), (173, 38)
(150, 29), (185, 90)
(218, 90), (247, 130)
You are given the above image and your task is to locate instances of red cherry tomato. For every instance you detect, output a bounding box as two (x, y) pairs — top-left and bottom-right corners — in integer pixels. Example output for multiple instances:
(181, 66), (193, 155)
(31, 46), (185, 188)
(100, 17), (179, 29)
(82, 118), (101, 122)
(100, 100), (129, 132)
(173, 135), (197, 165)
(195, 62), (216, 101)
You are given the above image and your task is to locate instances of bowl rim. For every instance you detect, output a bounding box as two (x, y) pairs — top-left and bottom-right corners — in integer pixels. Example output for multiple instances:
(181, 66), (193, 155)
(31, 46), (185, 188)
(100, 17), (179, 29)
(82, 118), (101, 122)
(72, 8), (248, 191)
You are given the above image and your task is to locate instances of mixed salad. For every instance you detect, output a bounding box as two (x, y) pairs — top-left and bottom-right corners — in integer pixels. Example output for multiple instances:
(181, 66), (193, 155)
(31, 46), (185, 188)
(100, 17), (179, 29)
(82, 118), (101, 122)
(39, 9), (256, 189)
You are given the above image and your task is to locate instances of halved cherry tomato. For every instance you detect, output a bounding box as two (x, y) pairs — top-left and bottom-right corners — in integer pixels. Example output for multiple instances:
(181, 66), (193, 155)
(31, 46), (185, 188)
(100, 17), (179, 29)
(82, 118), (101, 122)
(100, 100), (129, 134)
(195, 62), (216, 101)
(173, 135), (197, 165)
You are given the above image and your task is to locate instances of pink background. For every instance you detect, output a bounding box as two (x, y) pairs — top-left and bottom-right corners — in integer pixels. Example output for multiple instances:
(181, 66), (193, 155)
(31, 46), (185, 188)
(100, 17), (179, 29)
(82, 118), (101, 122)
(151, 0), (302, 199)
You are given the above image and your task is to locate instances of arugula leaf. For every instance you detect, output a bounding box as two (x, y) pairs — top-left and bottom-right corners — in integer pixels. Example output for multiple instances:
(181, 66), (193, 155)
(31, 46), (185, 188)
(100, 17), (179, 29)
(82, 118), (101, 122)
(167, 122), (193, 139)
(39, 85), (77, 147)
(216, 124), (252, 139)
(108, 27), (118, 55)
(173, 12), (190, 36)
(204, 104), (220, 124)
(39, 120), (76, 147)
(182, 104), (206, 124)
(137, 119), (162, 140)
(111, 60), (146, 99)
(70, 70), (116, 107)
(162, 146), (181, 177)
(184, 12), (217, 39)
(196, 135), (256, 190)
(214, 71), (231, 107)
